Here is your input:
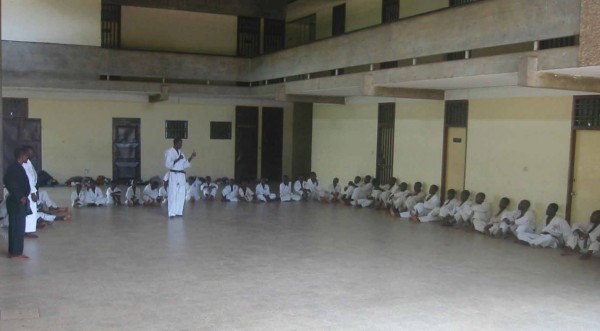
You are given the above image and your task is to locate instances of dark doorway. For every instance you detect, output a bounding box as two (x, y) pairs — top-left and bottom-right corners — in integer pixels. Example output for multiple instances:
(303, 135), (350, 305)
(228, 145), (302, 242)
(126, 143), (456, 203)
(235, 106), (259, 181)
(376, 103), (395, 184)
(291, 103), (313, 179)
(332, 4), (346, 36)
(112, 118), (141, 184)
(3, 98), (42, 174)
(261, 107), (283, 182)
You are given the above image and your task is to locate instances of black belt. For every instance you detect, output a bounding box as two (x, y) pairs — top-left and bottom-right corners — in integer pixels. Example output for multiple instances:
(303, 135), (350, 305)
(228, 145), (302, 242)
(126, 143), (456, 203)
(170, 170), (186, 174)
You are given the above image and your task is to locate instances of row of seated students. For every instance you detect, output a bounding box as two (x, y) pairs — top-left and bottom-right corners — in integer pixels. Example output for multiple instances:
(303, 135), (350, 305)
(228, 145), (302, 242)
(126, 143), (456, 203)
(0, 187), (71, 231)
(69, 173), (600, 260)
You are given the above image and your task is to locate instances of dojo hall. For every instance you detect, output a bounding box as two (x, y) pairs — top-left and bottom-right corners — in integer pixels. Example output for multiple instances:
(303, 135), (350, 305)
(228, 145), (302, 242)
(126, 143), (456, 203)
(1, 0), (600, 330)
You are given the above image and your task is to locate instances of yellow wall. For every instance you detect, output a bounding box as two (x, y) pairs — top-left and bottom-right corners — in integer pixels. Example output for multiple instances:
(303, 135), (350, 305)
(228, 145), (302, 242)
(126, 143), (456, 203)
(312, 103), (377, 185)
(466, 97), (572, 226)
(346, 0), (382, 32)
(121, 6), (237, 55)
(394, 101), (445, 188)
(2, 0), (101, 46)
(28, 99), (237, 182)
(400, 0), (447, 18)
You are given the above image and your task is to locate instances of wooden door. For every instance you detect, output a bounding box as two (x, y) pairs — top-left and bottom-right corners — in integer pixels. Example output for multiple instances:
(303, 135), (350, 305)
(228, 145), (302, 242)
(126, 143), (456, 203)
(261, 107), (283, 182)
(113, 118), (141, 183)
(235, 107), (259, 181)
(442, 100), (468, 197)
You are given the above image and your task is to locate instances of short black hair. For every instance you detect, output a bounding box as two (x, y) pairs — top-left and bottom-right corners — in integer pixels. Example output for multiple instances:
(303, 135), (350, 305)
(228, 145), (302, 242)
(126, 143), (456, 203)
(14, 147), (28, 159)
(173, 138), (182, 145)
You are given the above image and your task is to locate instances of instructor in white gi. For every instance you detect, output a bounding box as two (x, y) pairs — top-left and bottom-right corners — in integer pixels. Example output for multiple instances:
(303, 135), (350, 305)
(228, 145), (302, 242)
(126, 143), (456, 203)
(164, 138), (196, 218)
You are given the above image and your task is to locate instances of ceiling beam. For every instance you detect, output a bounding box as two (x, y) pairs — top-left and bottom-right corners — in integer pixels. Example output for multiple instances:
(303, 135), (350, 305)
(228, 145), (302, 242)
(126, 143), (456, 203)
(276, 86), (346, 104)
(519, 56), (600, 93)
(362, 75), (445, 100)
(105, 0), (287, 20)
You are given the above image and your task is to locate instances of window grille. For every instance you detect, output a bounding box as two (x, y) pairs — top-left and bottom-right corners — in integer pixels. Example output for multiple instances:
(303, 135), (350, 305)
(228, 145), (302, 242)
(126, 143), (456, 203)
(165, 121), (188, 139)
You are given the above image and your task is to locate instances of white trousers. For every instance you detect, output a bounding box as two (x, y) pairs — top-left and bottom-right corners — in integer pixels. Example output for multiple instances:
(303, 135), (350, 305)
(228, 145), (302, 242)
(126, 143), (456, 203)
(25, 195), (38, 233)
(167, 172), (186, 217)
(473, 219), (489, 233)
(257, 193), (277, 202)
(518, 233), (560, 248)
(38, 190), (58, 209)
(280, 193), (301, 202)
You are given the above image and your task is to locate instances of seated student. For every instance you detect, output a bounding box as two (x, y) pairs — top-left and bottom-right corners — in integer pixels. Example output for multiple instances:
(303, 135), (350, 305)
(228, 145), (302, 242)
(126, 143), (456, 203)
(441, 190), (472, 226)
(499, 200), (536, 238)
(201, 176), (218, 200)
(377, 178), (399, 209)
(186, 177), (202, 202)
(125, 179), (142, 206)
(304, 172), (324, 200)
(403, 185), (440, 221)
(71, 183), (85, 208)
(143, 181), (165, 205)
(280, 175), (301, 202)
(256, 177), (277, 202)
(159, 181), (168, 204)
(418, 189), (458, 223)
(485, 197), (513, 236)
(350, 175), (373, 205)
(37, 210), (72, 227)
(517, 203), (570, 248)
(470, 192), (492, 232)
(355, 178), (384, 208)
(221, 178), (239, 202)
(341, 176), (362, 204)
(563, 210), (600, 259)
(322, 177), (342, 203)
(37, 190), (69, 213)
(238, 182), (255, 202)
(293, 176), (307, 200)
(83, 181), (107, 206)
(402, 182), (427, 215)
(106, 181), (123, 206)
(389, 182), (411, 216)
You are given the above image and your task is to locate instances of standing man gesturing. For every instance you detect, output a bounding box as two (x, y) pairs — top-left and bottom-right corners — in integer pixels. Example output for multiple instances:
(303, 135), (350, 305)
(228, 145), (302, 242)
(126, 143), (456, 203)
(164, 138), (196, 218)
(4, 148), (32, 259)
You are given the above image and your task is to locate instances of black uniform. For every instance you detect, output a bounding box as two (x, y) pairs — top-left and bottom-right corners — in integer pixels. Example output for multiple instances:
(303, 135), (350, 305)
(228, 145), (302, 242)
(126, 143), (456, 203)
(4, 162), (31, 256)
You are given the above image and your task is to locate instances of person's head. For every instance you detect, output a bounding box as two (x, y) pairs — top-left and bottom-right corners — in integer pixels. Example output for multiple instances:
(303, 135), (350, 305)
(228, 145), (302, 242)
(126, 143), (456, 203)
(518, 200), (531, 212)
(282, 175), (289, 184)
(364, 175), (372, 184)
(414, 182), (422, 192)
(429, 185), (439, 195)
(546, 203), (559, 217)
(389, 177), (397, 186)
(130, 179), (137, 188)
(14, 147), (29, 164)
(150, 181), (159, 190)
(590, 210), (600, 224)
(298, 175), (304, 182)
(399, 182), (408, 191)
(22, 145), (34, 158)
(310, 172), (317, 180)
(354, 176), (362, 184)
(110, 181), (118, 189)
(499, 197), (510, 209)
(447, 189), (456, 200)
(230, 178), (236, 185)
(372, 178), (380, 187)
(205, 176), (212, 183)
(173, 138), (183, 150)
(475, 192), (486, 204)
(333, 177), (339, 186)
(460, 190), (471, 202)
(75, 183), (82, 192)
(88, 181), (96, 190)
(261, 177), (268, 184)
(224, 178), (231, 185)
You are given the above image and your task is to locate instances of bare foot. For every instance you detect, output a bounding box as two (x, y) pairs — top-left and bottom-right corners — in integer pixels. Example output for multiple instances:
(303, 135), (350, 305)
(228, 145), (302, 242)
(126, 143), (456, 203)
(25, 233), (39, 239)
(64, 214), (73, 221)
(9, 254), (29, 259)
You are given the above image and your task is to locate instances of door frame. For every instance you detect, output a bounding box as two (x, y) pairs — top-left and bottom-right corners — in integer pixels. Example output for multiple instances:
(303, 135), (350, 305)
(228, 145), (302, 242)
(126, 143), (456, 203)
(440, 100), (469, 201)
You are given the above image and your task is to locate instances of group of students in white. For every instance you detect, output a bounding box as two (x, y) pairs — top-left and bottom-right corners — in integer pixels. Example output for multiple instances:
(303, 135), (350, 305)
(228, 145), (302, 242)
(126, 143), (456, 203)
(70, 179), (167, 207)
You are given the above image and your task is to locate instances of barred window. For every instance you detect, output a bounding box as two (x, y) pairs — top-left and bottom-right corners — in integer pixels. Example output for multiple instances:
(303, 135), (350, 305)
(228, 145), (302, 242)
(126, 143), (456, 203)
(210, 122), (232, 140)
(574, 97), (600, 129)
(165, 120), (188, 139)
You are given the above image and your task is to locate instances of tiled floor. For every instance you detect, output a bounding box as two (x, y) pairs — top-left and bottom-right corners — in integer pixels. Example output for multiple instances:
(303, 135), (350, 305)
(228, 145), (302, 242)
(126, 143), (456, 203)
(1, 187), (599, 331)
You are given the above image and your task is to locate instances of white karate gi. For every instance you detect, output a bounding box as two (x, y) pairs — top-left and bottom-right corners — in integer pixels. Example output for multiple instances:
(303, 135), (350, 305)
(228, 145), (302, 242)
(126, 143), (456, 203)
(221, 184), (239, 202)
(419, 198), (458, 222)
(165, 147), (191, 217)
(293, 180), (304, 197)
(357, 187), (384, 208)
(83, 187), (107, 206)
(304, 179), (324, 200)
(106, 187), (122, 205)
(256, 183), (277, 202)
(22, 160), (38, 233)
(38, 211), (57, 222)
(70, 190), (85, 207)
(186, 178), (202, 201)
(471, 202), (492, 232)
(324, 183), (342, 202)
(503, 210), (536, 235)
(0, 197), (8, 228)
(125, 186), (142, 205)
(391, 190), (410, 210)
(453, 200), (473, 224)
(412, 194), (441, 219)
(143, 185), (163, 204)
(566, 222), (600, 254)
(37, 190), (58, 210)
(280, 183), (301, 202)
(518, 216), (571, 248)
(488, 209), (515, 235)
(201, 182), (218, 198)
(403, 191), (427, 214)
(351, 182), (373, 203)
(239, 187), (254, 202)
(379, 184), (400, 208)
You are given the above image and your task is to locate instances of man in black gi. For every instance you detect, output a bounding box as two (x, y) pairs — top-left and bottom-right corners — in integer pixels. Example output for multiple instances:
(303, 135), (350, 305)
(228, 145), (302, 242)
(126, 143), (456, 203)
(4, 147), (31, 259)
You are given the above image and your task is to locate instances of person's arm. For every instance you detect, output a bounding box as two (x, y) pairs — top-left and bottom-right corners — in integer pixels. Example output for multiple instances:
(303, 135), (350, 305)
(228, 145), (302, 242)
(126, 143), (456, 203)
(188, 150), (197, 163)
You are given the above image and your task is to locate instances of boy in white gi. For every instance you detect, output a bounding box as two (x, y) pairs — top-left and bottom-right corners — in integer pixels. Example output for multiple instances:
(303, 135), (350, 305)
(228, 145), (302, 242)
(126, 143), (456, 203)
(322, 177), (342, 203)
(419, 189), (458, 223)
(125, 179), (142, 206)
(441, 190), (472, 226)
(304, 172), (323, 200)
(186, 177), (202, 202)
(71, 183), (85, 207)
(485, 197), (512, 236)
(221, 178), (239, 202)
(563, 210), (600, 259)
(143, 181), (165, 205)
(238, 182), (255, 202)
(256, 177), (277, 202)
(83, 181), (107, 206)
(377, 177), (399, 209)
(280, 175), (301, 202)
(406, 185), (440, 221)
(293, 176), (307, 200)
(106, 181), (122, 206)
(500, 200), (535, 238)
(201, 176), (218, 200)
(517, 203), (570, 248)
(471, 192), (492, 232)
(341, 176), (362, 204)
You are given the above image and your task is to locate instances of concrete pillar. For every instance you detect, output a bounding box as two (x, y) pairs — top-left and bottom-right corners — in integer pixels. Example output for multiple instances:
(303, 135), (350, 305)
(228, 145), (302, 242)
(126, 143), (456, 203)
(579, 0), (600, 66)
